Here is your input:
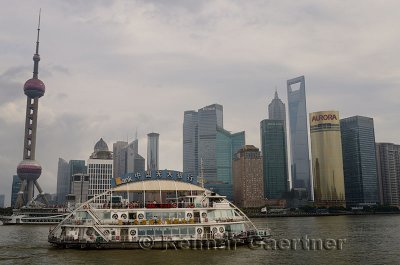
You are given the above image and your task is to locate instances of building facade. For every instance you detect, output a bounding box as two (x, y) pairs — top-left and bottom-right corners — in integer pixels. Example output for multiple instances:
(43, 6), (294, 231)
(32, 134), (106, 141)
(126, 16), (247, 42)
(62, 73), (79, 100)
(268, 90), (286, 123)
(260, 119), (289, 199)
(0, 194), (4, 208)
(376, 143), (400, 207)
(287, 76), (311, 196)
(208, 128), (245, 200)
(11, 175), (22, 208)
(233, 145), (264, 208)
(147, 133), (159, 171)
(56, 158), (70, 204)
(341, 116), (379, 206)
(183, 104), (224, 181)
(70, 174), (90, 204)
(198, 104), (224, 182)
(183, 110), (199, 177)
(113, 141), (128, 179)
(310, 111), (346, 207)
(69, 160), (86, 191)
(88, 138), (113, 200)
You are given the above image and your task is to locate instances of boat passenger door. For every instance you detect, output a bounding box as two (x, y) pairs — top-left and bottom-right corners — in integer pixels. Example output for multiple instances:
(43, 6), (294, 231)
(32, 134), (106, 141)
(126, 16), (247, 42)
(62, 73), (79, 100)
(194, 211), (200, 223)
(204, 226), (211, 239)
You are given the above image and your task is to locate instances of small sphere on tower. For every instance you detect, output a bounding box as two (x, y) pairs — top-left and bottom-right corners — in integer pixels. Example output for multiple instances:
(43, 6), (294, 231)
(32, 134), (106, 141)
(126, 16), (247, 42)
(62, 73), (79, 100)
(24, 78), (45, 98)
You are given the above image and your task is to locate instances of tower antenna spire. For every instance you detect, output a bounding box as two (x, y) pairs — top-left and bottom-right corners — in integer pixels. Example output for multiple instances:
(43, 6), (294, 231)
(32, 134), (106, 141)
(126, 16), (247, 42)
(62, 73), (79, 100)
(33, 8), (41, 79)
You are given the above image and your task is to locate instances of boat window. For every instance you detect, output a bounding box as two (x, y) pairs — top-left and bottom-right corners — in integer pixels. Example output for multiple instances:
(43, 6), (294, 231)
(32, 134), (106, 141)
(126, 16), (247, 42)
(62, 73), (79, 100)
(207, 211), (215, 219)
(164, 228), (172, 235)
(177, 212), (185, 219)
(230, 224), (245, 233)
(180, 227), (188, 235)
(154, 228), (163, 236)
(101, 212), (111, 219)
(138, 229), (146, 236)
(146, 228), (154, 235)
(129, 213), (136, 219)
(169, 212), (177, 219)
(172, 228), (179, 235)
(145, 212), (153, 220)
(188, 227), (195, 235)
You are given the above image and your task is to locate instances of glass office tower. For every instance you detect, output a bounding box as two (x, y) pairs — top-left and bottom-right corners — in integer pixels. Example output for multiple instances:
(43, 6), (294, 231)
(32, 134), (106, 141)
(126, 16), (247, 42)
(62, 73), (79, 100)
(260, 119), (289, 199)
(341, 116), (379, 206)
(287, 76), (311, 197)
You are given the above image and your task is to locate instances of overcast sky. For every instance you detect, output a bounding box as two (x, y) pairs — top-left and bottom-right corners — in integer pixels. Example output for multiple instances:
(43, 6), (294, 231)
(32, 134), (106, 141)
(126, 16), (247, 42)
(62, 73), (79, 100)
(1, 1), (399, 206)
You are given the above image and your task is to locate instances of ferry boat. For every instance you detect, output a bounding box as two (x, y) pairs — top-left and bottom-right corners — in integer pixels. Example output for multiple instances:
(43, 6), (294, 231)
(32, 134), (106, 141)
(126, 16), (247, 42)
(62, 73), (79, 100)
(0, 206), (70, 225)
(48, 170), (270, 249)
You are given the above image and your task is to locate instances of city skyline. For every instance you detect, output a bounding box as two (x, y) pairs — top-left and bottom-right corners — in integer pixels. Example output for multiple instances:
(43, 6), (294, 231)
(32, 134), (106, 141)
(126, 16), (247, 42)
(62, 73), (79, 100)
(1, 1), (400, 205)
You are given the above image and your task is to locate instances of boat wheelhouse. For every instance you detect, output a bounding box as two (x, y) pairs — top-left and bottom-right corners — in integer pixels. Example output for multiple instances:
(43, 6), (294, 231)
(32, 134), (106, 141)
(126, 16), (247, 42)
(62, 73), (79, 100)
(48, 170), (269, 249)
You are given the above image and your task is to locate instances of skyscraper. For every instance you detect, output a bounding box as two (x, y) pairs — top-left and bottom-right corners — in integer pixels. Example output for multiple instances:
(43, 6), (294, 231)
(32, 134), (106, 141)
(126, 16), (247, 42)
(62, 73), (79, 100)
(69, 160), (86, 191)
(113, 138), (145, 178)
(183, 104), (223, 180)
(147, 133), (159, 171)
(56, 158), (70, 204)
(341, 116), (379, 206)
(183, 110), (199, 177)
(376, 143), (400, 207)
(87, 138), (113, 200)
(11, 175), (21, 208)
(134, 155), (145, 173)
(70, 174), (90, 204)
(233, 145), (264, 208)
(207, 128), (245, 200)
(15, 13), (49, 208)
(198, 104), (223, 181)
(113, 141), (128, 178)
(268, 90), (286, 122)
(127, 139), (143, 173)
(260, 119), (289, 199)
(287, 76), (311, 196)
(310, 111), (345, 207)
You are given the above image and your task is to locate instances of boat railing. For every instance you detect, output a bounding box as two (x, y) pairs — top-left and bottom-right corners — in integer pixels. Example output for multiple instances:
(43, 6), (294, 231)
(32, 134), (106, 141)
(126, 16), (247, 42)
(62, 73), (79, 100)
(95, 202), (207, 209)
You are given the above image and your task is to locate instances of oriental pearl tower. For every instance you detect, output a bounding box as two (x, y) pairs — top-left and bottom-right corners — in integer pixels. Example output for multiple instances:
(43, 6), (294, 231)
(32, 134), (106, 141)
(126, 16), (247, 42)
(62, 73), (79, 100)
(15, 11), (49, 208)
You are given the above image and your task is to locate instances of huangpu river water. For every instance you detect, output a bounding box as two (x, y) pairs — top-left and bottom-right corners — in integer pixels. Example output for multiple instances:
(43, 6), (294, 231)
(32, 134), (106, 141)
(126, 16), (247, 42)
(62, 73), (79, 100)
(1, 215), (399, 265)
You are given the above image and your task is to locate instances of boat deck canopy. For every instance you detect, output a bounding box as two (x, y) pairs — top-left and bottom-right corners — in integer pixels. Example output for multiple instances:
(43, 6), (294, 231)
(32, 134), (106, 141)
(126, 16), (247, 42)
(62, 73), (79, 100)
(112, 179), (206, 193)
